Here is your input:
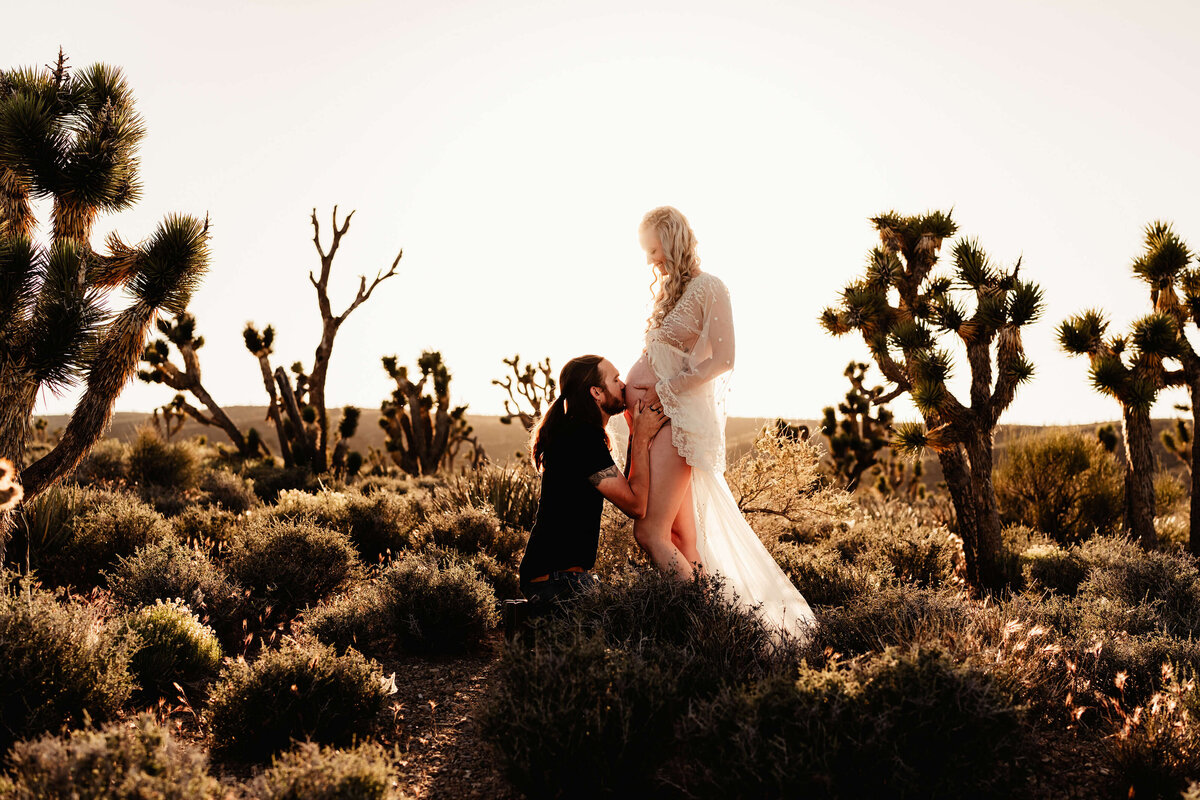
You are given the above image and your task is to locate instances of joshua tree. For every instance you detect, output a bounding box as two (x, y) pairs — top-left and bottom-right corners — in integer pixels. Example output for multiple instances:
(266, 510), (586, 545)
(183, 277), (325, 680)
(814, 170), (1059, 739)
(379, 351), (471, 476)
(494, 354), (556, 431)
(138, 312), (252, 454)
(1058, 310), (1174, 548)
(0, 52), (209, 554)
(1162, 412), (1191, 473)
(1096, 423), (1119, 453)
(820, 361), (893, 492)
(1063, 222), (1199, 550)
(304, 206), (401, 473)
(243, 323), (293, 466)
(329, 405), (362, 475)
(821, 210), (1044, 591)
(876, 452), (925, 500)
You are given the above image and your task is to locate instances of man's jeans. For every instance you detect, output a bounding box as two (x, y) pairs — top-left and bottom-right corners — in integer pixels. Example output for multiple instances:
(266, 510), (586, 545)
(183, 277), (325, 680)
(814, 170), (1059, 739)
(520, 570), (599, 607)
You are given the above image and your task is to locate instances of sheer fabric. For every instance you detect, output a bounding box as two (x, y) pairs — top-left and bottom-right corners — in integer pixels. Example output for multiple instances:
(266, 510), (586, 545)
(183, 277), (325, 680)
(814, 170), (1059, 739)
(614, 272), (817, 642)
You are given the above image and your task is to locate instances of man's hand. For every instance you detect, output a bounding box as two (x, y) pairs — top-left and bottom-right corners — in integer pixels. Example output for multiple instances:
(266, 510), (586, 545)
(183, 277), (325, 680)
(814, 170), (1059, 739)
(630, 399), (668, 445)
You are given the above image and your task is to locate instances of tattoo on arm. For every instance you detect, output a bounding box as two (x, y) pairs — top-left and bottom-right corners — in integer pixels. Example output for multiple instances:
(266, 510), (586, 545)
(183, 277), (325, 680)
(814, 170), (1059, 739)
(588, 465), (620, 487)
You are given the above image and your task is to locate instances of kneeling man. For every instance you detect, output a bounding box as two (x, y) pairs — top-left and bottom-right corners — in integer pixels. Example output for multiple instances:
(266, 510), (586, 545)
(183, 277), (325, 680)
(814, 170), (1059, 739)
(518, 354), (666, 604)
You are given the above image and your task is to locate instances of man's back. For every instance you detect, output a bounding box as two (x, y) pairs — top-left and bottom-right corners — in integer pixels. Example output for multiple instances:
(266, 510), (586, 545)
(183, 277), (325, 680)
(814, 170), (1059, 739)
(518, 417), (615, 583)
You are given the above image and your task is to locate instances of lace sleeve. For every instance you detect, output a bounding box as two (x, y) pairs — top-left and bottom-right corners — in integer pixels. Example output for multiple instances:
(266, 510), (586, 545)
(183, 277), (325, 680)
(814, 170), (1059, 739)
(657, 275), (735, 398)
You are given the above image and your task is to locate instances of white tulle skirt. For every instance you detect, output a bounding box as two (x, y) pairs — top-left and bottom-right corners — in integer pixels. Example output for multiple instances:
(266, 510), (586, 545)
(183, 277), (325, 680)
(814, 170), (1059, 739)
(689, 467), (817, 644)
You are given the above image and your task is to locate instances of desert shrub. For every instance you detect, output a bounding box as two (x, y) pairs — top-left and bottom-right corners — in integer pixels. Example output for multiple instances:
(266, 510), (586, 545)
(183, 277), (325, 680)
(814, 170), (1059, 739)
(994, 429), (1123, 544)
(3, 714), (220, 799)
(1021, 543), (1090, 595)
(438, 463), (541, 532)
(483, 633), (678, 796)
(1076, 536), (1200, 637)
(127, 428), (201, 489)
(107, 538), (245, 640)
(867, 523), (954, 588)
(242, 461), (320, 502)
(45, 494), (174, 588)
(271, 488), (424, 563)
(71, 438), (129, 484)
(593, 504), (646, 576)
(306, 553), (497, 655)
(353, 474), (415, 495)
(123, 599), (222, 698)
(771, 542), (877, 608)
(727, 425), (851, 536)
(207, 637), (388, 762)
(0, 573), (134, 750)
(250, 741), (395, 800)
(1008, 591), (1162, 639)
(198, 467), (257, 512)
(227, 517), (360, 614)
(7, 484), (85, 573)
(171, 505), (240, 550)
(417, 505), (525, 568)
(814, 584), (987, 657)
(482, 571), (798, 795)
(672, 646), (1026, 799)
(850, 645), (1026, 797)
(1103, 669), (1200, 800)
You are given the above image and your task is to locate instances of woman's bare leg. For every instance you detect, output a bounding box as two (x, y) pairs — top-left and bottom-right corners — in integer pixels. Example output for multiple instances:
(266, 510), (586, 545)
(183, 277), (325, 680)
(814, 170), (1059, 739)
(670, 478), (704, 576)
(634, 423), (694, 580)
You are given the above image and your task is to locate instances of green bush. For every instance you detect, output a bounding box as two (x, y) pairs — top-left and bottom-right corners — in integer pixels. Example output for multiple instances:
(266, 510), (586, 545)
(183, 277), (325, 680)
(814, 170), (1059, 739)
(1076, 536), (1200, 637)
(0, 574), (134, 751)
(271, 488), (425, 563)
(1020, 543), (1090, 595)
(127, 428), (201, 489)
(481, 571), (797, 795)
(207, 637), (388, 761)
(488, 633), (678, 796)
(306, 553), (497, 655)
(417, 505), (525, 567)
(438, 463), (541, 532)
(123, 599), (223, 698)
(771, 543), (877, 608)
(71, 438), (129, 485)
(250, 741), (395, 800)
(171, 505), (240, 549)
(870, 524), (954, 588)
(242, 461), (320, 502)
(994, 429), (1124, 544)
(672, 646), (1026, 799)
(107, 539), (245, 638)
(3, 714), (220, 799)
(814, 584), (986, 657)
(227, 517), (360, 614)
(198, 467), (257, 512)
(21, 491), (174, 589)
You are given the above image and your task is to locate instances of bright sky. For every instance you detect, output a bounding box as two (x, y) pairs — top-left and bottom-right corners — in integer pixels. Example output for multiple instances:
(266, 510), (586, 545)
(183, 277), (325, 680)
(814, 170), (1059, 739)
(8, 0), (1200, 426)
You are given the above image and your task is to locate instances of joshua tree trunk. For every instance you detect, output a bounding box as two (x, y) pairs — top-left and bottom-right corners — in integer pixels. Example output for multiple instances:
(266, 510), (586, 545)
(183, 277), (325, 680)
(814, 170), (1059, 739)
(963, 429), (1005, 589)
(254, 353), (292, 467)
(306, 207), (401, 473)
(274, 367), (315, 466)
(1191, 380), (1200, 556)
(1121, 406), (1158, 548)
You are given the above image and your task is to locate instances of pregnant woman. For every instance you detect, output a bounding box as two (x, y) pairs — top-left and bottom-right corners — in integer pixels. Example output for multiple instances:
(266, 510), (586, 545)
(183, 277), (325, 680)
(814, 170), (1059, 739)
(617, 206), (816, 640)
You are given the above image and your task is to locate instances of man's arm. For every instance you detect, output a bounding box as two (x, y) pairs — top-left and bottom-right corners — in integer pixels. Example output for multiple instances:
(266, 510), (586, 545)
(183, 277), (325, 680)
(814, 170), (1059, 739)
(591, 402), (665, 519)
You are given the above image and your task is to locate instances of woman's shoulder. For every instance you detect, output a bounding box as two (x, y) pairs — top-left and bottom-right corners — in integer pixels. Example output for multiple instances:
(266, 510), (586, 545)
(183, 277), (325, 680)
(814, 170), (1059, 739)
(689, 271), (729, 298)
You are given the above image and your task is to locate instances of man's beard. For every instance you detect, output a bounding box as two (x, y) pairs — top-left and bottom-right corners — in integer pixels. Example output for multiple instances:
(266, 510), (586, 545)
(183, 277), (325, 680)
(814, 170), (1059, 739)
(600, 388), (626, 416)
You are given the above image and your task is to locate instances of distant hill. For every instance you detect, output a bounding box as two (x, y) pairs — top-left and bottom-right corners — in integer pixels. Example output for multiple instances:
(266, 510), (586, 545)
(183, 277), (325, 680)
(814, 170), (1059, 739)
(35, 408), (1186, 486)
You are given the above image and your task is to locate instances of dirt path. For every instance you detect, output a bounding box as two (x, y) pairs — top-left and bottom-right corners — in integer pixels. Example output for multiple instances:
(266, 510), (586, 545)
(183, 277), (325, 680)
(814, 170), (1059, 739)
(377, 634), (516, 799)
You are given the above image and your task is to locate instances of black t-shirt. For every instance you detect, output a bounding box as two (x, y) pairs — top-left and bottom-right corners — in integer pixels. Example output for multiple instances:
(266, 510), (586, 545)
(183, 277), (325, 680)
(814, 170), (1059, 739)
(519, 418), (615, 582)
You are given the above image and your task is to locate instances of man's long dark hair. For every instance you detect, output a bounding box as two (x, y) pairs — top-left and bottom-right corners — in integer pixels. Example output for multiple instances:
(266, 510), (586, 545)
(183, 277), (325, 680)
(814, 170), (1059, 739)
(531, 354), (610, 471)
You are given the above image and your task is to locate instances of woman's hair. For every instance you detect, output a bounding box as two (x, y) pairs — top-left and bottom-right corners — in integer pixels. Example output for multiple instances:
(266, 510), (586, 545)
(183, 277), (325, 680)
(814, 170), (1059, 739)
(531, 355), (610, 471)
(642, 206), (701, 330)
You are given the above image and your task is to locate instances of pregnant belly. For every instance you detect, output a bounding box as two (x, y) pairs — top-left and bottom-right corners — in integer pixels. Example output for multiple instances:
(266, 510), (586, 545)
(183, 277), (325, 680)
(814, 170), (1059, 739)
(624, 353), (655, 409)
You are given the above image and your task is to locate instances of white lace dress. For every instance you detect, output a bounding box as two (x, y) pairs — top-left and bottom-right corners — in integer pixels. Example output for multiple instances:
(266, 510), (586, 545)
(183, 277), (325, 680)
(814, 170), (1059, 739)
(614, 272), (816, 642)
